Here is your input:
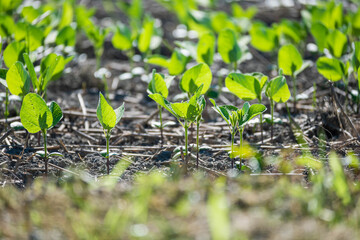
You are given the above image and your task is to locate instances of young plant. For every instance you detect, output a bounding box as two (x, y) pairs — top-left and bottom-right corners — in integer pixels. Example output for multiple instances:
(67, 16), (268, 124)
(218, 28), (241, 71)
(149, 85), (204, 165)
(210, 99), (266, 168)
(250, 22), (278, 52)
(265, 74), (291, 141)
(197, 32), (216, 66)
(97, 92), (125, 175)
(146, 48), (189, 75)
(20, 93), (63, 176)
(147, 69), (173, 146)
(225, 72), (268, 142)
(278, 44), (304, 112)
(0, 68), (9, 124)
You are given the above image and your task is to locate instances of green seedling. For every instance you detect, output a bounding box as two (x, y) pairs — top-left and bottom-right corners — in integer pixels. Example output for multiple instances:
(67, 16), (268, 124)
(197, 32), (215, 66)
(278, 44), (304, 112)
(3, 41), (26, 68)
(138, 16), (154, 55)
(146, 49), (189, 75)
(112, 23), (135, 69)
(0, 68), (9, 124)
(326, 29), (347, 58)
(14, 22), (44, 54)
(225, 72), (268, 142)
(97, 92), (125, 175)
(352, 42), (360, 112)
(147, 69), (173, 146)
(23, 53), (72, 97)
(20, 93), (63, 176)
(310, 22), (328, 53)
(180, 63), (212, 166)
(56, 26), (76, 47)
(265, 73), (291, 141)
(218, 28), (241, 71)
(250, 22), (278, 52)
(275, 19), (306, 45)
(149, 85), (205, 166)
(210, 99), (266, 168)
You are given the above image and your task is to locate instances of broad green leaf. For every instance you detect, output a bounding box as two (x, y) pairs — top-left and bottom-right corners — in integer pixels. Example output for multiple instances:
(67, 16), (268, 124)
(225, 73), (257, 101)
(148, 70), (169, 97)
(171, 102), (198, 122)
(310, 22), (328, 52)
(6, 62), (30, 96)
(316, 57), (344, 82)
(138, 16), (154, 53)
(329, 152), (351, 205)
(14, 23), (44, 51)
(3, 41), (25, 68)
(114, 103), (125, 125)
(0, 0), (22, 13)
(97, 92), (117, 130)
(180, 63), (212, 95)
(276, 19), (305, 44)
(278, 44), (303, 76)
(266, 76), (291, 103)
(168, 50), (188, 75)
(326, 29), (347, 58)
(239, 103), (266, 126)
(197, 32), (215, 66)
(41, 53), (72, 82)
(146, 55), (169, 68)
(210, 12), (236, 33)
(48, 101), (63, 128)
(250, 22), (278, 52)
(352, 41), (360, 70)
(59, 0), (73, 29)
(21, 6), (41, 23)
(0, 14), (15, 37)
(112, 25), (132, 51)
(56, 26), (76, 46)
(20, 93), (53, 133)
(23, 53), (38, 90)
(218, 28), (241, 64)
(148, 93), (176, 117)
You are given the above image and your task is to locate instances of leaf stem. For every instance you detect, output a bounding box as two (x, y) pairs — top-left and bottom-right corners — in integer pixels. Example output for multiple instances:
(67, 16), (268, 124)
(4, 88), (9, 129)
(291, 74), (296, 113)
(270, 99), (274, 141)
(184, 121), (189, 162)
(196, 117), (200, 169)
(158, 105), (163, 147)
(230, 130), (235, 168)
(239, 127), (244, 170)
(42, 129), (48, 177)
(106, 129), (111, 175)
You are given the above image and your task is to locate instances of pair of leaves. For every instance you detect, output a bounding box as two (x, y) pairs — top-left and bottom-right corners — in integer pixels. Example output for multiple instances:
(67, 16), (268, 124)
(197, 32), (215, 66)
(225, 72), (268, 101)
(56, 26), (76, 46)
(97, 93), (125, 131)
(20, 93), (63, 133)
(218, 28), (241, 64)
(180, 63), (212, 95)
(146, 49), (188, 75)
(316, 57), (345, 82)
(210, 99), (266, 128)
(250, 22), (278, 52)
(112, 23), (133, 51)
(266, 75), (291, 103)
(147, 69), (173, 98)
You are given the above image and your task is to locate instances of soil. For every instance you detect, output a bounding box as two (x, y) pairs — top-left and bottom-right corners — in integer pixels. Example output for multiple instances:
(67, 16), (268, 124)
(1, 0), (359, 188)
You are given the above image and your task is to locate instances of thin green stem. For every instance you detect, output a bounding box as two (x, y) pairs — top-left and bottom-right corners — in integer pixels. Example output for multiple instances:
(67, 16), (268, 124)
(230, 130), (235, 168)
(291, 74), (296, 113)
(270, 99), (274, 141)
(4, 88), (9, 129)
(184, 122), (189, 159)
(106, 129), (111, 175)
(233, 61), (237, 72)
(158, 105), (163, 147)
(196, 117), (200, 169)
(42, 129), (48, 177)
(239, 127), (244, 170)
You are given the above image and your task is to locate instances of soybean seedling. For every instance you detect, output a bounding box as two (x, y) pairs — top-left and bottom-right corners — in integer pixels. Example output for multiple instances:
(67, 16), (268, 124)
(97, 92), (125, 175)
(180, 63), (212, 166)
(147, 69), (174, 146)
(265, 73), (291, 141)
(20, 93), (63, 176)
(149, 85), (205, 166)
(210, 99), (266, 168)
(218, 28), (241, 72)
(278, 44), (305, 113)
(225, 72), (268, 142)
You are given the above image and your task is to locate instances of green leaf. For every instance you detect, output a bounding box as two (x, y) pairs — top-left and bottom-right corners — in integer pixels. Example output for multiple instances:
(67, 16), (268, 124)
(59, 0), (73, 29)
(14, 23), (44, 51)
(239, 103), (266, 126)
(326, 29), (347, 58)
(266, 76), (291, 103)
(225, 73), (258, 101)
(20, 93), (53, 133)
(3, 41), (25, 68)
(112, 24), (132, 51)
(114, 103), (125, 126)
(0, 14), (15, 37)
(138, 16), (154, 53)
(0, 68), (8, 87)
(148, 70), (169, 97)
(48, 101), (63, 128)
(146, 55), (169, 68)
(250, 22), (278, 52)
(97, 92), (117, 130)
(168, 50), (188, 75)
(23, 53), (38, 90)
(310, 22), (328, 52)
(316, 57), (344, 82)
(56, 26), (76, 46)
(6, 62), (30, 96)
(278, 44), (303, 76)
(148, 93), (177, 118)
(210, 98), (238, 125)
(41, 53), (71, 83)
(21, 6), (41, 23)
(197, 32), (215, 65)
(218, 28), (241, 64)
(48, 152), (64, 158)
(180, 63), (212, 95)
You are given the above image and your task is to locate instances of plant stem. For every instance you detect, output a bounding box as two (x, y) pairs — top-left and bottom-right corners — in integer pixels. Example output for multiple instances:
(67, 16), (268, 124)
(239, 127), (244, 170)
(42, 129), (48, 177)
(259, 98), (263, 143)
(184, 122), (189, 160)
(196, 117), (200, 169)
(270, 99), (274, 141)
(233, 61), (237, 72)
(4, 88), (9, 129)
(106, 129), (111, 175)
(291, 74), (296, 113)
(158, 105), (163, 147)
(230, 131), (235, 168)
